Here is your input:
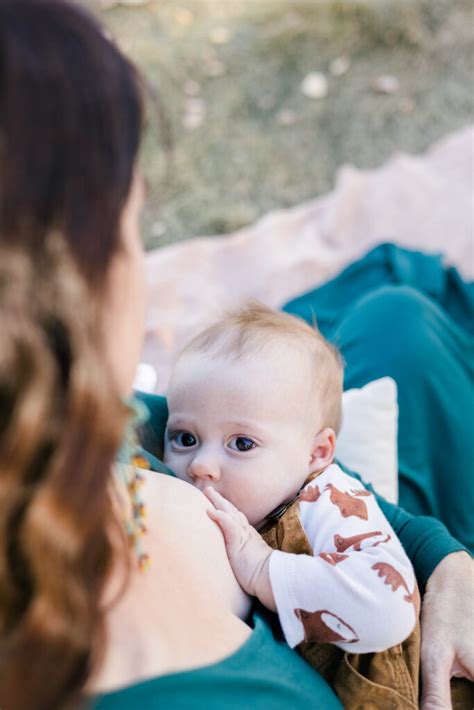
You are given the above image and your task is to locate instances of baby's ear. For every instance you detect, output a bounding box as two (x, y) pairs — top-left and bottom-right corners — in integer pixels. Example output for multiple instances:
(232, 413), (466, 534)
(308, 428), (336, 475)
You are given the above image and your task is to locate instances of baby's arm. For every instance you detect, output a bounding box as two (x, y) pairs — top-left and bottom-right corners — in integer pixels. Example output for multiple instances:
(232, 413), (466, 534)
(269, 464), (418, 652)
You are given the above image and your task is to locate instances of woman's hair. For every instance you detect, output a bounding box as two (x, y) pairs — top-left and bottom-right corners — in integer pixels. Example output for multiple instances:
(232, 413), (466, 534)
(0, 1), (144, 707)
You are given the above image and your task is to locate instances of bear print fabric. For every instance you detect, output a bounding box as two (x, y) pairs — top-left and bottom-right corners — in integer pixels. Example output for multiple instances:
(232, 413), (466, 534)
(268, 464), (417, 653)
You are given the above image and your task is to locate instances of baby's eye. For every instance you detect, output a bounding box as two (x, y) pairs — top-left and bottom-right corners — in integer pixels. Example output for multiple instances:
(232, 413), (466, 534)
(228, 436), (256, 452)
(171, 431), (197, 448)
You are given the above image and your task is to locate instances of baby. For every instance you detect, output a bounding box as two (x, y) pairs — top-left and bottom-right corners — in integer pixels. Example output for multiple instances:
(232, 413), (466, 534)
(163, 302), (420, 705)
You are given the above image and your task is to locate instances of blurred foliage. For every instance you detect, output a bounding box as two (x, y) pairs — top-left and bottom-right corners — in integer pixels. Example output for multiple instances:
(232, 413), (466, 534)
(84, 0), (474, 248)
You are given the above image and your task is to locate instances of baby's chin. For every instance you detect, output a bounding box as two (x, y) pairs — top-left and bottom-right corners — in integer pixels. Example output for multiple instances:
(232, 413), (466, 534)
(234, 509), (267, 530)
(253, 491), (302, 529)
(252, 508), (279, 531)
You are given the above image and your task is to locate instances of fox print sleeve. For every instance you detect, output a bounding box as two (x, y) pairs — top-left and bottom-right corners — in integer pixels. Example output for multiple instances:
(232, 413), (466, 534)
(268, 464), (419, 653)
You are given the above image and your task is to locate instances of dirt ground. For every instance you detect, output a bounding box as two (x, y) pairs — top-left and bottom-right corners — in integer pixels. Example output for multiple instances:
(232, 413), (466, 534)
(86, 0), (473, 249)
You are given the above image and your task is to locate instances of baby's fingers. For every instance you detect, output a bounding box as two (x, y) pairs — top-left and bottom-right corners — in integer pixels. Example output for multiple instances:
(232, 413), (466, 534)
(207, 507), (242, 549)
(204, 486), (240, 515)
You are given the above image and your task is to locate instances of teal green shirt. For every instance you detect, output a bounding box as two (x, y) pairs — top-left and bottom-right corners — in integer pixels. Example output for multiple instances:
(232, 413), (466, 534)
(90, 609), (342, 709)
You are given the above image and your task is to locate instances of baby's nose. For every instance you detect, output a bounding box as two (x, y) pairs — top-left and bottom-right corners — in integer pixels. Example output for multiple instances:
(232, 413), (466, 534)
(188, 456), (221, 483)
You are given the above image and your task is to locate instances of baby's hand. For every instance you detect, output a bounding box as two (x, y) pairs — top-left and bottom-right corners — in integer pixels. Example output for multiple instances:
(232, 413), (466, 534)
(204, 487), (276, 612)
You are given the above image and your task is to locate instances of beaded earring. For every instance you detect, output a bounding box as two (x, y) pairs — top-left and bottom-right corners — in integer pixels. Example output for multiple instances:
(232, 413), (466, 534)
(115, 396), (152, 571)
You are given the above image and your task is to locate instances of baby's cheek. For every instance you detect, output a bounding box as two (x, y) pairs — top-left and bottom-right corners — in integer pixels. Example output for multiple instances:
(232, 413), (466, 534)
(163, 451), (183, 478)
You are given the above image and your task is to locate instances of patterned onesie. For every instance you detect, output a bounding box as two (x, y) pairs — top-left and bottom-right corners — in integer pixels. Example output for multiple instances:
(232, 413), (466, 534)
(261, 463), (421, 709)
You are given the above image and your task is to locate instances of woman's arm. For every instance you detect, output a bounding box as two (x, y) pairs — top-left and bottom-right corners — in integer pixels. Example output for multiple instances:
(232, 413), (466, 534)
(338, 461), (474, 709)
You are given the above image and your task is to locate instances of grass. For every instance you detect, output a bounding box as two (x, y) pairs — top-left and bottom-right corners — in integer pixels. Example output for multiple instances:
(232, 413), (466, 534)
(85, 0), (473, 249)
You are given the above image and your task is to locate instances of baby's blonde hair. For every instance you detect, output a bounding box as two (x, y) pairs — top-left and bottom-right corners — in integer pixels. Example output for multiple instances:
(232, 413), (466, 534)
(179, 301), (344, 433)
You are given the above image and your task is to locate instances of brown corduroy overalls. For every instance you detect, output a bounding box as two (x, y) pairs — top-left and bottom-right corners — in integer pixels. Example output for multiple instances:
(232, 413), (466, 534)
(260, 484), (473, 710)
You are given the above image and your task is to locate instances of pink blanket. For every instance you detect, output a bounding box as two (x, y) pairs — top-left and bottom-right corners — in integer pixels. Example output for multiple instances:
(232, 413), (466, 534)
(143, 126), (473, 393)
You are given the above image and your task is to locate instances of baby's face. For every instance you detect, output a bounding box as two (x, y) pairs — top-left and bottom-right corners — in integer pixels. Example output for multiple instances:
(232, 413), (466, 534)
(163, 349), (317, 527)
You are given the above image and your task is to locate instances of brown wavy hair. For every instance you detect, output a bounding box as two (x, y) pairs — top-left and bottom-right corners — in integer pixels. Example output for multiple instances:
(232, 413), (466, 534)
(0, 1), (144, 707)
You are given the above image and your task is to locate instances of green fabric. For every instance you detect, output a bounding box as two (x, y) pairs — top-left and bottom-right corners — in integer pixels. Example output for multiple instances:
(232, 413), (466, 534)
(90, 608), (342, 709)
(134, 391), (169, 462)
(283, 242), (473, 562)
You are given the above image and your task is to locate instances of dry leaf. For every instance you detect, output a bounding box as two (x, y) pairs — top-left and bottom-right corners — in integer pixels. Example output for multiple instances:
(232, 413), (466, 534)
(182, 98), (206, 130)
(301, 72), (328, 100)
(329, 57), (350, 77)
(372, 75), (400, 94)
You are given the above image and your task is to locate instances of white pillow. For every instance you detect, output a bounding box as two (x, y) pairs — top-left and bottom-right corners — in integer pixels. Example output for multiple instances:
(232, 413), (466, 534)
(337, 377), (398, 503)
